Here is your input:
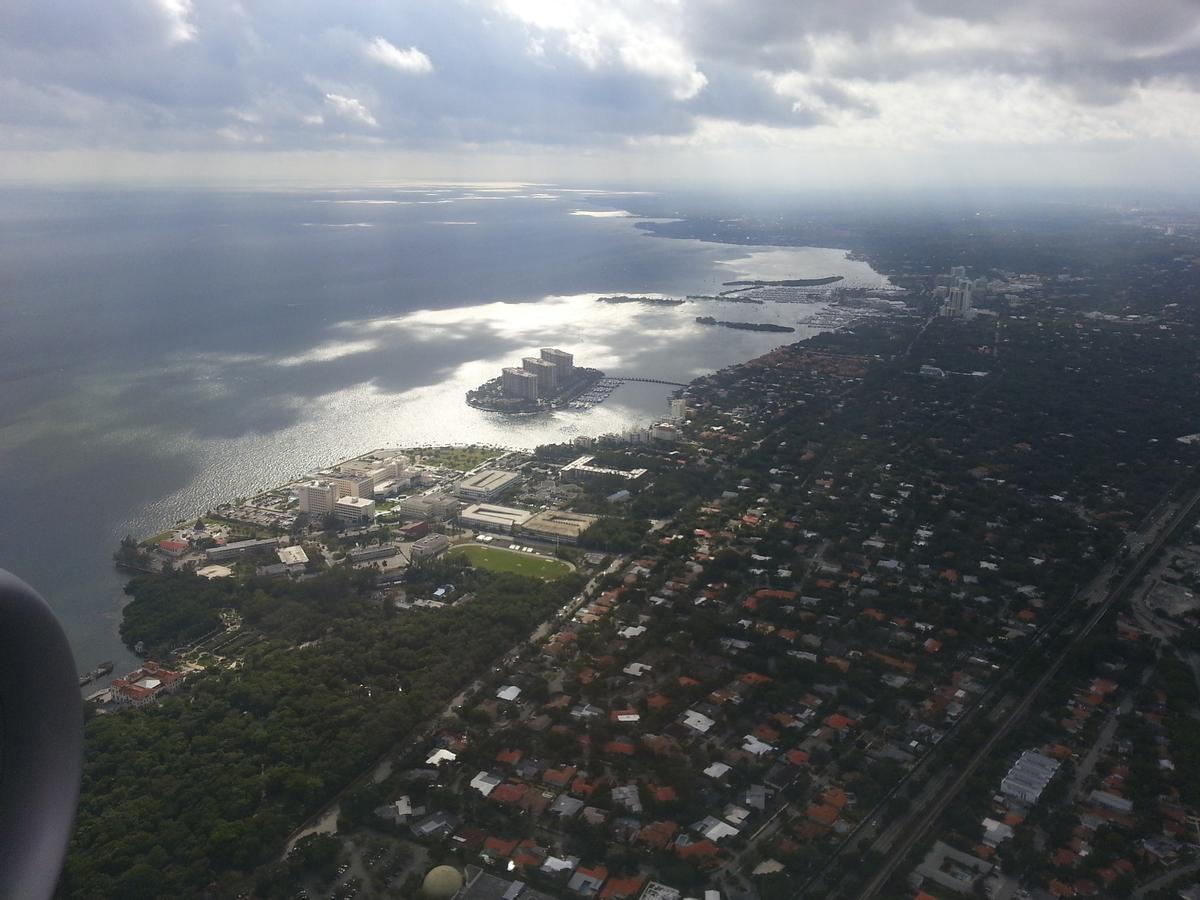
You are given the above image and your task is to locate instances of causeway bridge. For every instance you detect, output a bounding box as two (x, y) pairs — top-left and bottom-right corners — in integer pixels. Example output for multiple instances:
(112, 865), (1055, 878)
(608, 376), (689, 387)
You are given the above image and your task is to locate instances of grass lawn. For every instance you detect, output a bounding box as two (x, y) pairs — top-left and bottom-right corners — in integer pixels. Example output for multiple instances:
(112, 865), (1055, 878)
(448, 545), (572, 581)
(413, 445), (502, 472)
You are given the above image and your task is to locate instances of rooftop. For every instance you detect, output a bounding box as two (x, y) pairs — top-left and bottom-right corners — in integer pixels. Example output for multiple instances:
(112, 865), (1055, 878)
(522, 508), (598, 539)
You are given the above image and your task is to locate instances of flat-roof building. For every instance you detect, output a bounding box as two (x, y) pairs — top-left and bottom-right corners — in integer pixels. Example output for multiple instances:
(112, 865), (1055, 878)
(348, 544), (398, 563)
(560, 454), (648, 484)
(205, 537), (279, 561)
(411, 533), (451, 561)
(459, 503), (533, 534)
(523, 357), (558, 394)
(520, 509), (598, 545)
(297, 480), (337, 516)
(398, 493), (460, 522)
(334, 496), (376, 525)
(456, 469), (523, 501)
(277, 545), (309, 572)
(999, 749), (1061, 805)
(501, 367), (539, 402)
(326, 473), (375, 500)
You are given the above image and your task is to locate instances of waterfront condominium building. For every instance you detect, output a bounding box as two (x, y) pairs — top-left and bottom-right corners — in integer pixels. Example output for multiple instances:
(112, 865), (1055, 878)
(502, 366), (540, 401)
(297, 480), (337, 516)
(522, 356), (558, 395)
(540, 348), (574, 380)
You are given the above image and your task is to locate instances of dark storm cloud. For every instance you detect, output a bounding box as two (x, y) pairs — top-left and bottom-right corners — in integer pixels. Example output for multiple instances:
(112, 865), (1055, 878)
(0, 0), (1197, 154)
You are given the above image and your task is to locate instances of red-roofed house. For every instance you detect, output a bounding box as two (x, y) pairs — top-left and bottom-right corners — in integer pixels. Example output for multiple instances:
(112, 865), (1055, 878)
(600, 873), (647, 899)
(111, 662), (186, 707)
(490, 783), (528, 805)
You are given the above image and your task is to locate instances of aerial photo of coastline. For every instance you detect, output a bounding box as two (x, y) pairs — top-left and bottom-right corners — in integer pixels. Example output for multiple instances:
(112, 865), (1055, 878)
(4, 2), (1200, 900)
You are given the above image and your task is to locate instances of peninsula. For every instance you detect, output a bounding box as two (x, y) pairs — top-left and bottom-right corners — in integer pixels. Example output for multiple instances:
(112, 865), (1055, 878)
(695, 315), (796, 332)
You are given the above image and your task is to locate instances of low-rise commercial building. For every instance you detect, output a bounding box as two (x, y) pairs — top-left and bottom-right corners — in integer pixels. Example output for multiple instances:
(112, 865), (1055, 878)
(459, 503), (533, 533)
(277, 545), (309, 572)
(205, 537), (279, 562)
(334, 496), (376, 525)
(560, 455), (648, 484)
(455, 469), (523, 501)
(398, 493), (460, 522)
(348, 544), (398, 563)
(520, 509), (598, 545)
(411, 533), (451, 561)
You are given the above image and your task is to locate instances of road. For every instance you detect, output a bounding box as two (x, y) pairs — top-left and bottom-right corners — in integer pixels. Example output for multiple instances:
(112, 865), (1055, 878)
(1133, 856), (1200, 897)
(848, 478), (1200, 899)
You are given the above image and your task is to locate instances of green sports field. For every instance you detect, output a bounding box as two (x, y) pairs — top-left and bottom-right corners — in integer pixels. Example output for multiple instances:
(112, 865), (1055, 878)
(448, 544), (572, 581)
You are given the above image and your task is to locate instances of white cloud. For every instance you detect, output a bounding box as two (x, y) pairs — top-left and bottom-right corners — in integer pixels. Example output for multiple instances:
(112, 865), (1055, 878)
(491, 0), (707, 100)
(152, 0), (197, 44)
(363, 36), (433, 75)
(324, 92), (378, 127)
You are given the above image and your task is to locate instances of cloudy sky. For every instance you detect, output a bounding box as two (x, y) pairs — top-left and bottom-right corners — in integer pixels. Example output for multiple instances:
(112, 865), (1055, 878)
(3, 0), (1200, 188)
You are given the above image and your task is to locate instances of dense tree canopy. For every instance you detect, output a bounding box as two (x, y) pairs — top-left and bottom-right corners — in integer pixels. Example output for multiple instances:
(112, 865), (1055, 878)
(65, 567), (582, 898)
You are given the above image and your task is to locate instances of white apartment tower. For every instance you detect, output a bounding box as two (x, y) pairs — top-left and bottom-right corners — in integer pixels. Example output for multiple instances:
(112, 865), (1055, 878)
(940, 278), (974, 319)
(540, 348), (574, 381)
(522, 357), (558, 395)
(502, 366), (540, 401)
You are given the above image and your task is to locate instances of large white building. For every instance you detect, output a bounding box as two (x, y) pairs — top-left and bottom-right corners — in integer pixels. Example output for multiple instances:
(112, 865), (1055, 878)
(297, 480), (337, 516)
(334, 496), (376, 525)
(326, 473), (375, 499)
(340, 454), (412, 490)
(455, 469), (523, 501)
(459, 503), (532, 534)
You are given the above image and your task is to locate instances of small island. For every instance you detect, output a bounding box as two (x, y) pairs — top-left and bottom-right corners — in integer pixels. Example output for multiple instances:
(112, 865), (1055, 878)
(721, 275), (844, 287)
(596, 295), (685, 306)
(695, 316), (796, 333)
(465, 348), (605, 413)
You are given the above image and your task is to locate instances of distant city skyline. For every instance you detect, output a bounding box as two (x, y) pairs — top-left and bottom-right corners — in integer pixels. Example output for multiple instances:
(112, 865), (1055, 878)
(2, 1), (1200, 190)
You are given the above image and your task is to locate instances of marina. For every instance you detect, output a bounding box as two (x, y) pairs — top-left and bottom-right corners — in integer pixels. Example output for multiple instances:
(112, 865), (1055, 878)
(78, 660), (114, 688)
(564, 377), (622, 409)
